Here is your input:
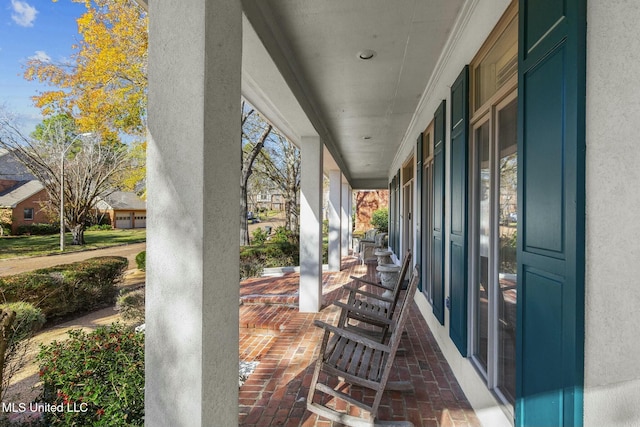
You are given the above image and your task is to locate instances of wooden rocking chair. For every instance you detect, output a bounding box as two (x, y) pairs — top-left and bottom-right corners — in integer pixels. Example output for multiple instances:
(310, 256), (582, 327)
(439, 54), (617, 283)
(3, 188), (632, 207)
(335, 250), (412, 343)
(307, 265), (420, 427)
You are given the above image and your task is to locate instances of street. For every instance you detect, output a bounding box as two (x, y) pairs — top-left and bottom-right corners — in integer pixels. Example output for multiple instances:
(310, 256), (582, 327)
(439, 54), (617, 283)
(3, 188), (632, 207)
(0, 242), (146, 276)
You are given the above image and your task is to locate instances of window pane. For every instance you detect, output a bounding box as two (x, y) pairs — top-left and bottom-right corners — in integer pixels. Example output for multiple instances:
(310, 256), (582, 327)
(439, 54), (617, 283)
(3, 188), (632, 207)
(474, 16), (517, 110)
(475, 122), (490, 372)
(497, 98), (517, 403)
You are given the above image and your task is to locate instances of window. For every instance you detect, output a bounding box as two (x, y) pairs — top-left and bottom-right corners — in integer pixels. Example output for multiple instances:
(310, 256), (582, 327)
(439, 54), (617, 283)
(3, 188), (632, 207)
(421, 122), (435, 303)
(469, 2), (518, 411)
(23, 208), (34, 221)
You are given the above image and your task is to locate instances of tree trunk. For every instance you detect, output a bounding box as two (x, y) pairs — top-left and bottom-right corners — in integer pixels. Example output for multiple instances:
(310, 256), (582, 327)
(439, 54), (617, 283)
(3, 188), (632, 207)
(71, 223), (86, 245)
(240, 185), (250, 246)
(241, 123), (272, 246)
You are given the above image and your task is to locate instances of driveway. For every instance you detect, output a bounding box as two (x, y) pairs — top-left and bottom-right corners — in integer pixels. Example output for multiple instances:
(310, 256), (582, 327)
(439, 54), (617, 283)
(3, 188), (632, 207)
(0, 242), (146, 276)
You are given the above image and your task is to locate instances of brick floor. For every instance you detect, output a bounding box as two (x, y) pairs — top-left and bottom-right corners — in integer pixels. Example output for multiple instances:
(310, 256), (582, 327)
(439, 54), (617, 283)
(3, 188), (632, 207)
(239, 256), (481, 427)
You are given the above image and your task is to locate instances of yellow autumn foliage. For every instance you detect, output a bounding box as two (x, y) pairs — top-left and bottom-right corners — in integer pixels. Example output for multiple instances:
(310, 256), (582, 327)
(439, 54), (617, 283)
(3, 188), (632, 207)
(24, 0), (147, 141)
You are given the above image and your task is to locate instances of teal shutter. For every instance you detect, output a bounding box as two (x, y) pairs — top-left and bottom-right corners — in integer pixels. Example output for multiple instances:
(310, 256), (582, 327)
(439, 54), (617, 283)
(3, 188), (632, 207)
(416, 134), (423, 290)
(517, 0), (586, 426)
(449, 66), (469, 356)
(432, 101), (446, 325)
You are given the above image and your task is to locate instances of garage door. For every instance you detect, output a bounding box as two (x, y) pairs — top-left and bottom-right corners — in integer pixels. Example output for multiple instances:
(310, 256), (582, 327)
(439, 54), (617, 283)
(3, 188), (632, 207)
(134, 214), (146, 228)
(116, 214), (132, 229)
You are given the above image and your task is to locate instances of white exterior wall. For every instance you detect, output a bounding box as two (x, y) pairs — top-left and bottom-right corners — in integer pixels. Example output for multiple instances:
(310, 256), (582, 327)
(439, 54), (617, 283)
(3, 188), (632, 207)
(584, 2), (640, 426)
(390, 1), (512, 426)
(146, 0), (241, 426)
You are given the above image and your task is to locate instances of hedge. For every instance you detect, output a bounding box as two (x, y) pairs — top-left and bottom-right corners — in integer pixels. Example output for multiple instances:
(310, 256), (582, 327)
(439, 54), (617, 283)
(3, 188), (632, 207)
(0, 256), (128, 323)
(38, 323), (144, 426)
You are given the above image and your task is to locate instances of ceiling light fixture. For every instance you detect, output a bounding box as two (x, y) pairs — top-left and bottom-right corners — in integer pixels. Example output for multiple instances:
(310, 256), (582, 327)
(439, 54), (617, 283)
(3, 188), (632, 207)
(362, 136), (372, 140)
(357, 49), (376, 60)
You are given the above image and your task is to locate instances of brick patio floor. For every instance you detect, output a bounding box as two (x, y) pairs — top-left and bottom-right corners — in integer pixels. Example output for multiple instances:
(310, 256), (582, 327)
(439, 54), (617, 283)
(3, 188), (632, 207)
(239, 256), (482, 427)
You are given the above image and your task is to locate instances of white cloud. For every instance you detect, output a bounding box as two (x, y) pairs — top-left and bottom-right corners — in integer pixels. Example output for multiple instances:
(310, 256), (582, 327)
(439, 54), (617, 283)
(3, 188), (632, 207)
(11, 0), (38, 27)
(28, 50), (51, 63)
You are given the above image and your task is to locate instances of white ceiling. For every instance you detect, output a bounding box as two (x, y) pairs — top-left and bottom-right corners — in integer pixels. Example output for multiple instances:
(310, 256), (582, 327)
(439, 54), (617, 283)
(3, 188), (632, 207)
(242, 1), (465, 189)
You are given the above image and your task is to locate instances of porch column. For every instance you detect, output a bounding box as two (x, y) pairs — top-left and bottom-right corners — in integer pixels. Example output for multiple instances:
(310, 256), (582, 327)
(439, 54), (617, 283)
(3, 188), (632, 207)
(146, 1), (241, 426)
(341, 182), (350, 257)
(328, 170), (342, 271)
(299, 136), (323, 312)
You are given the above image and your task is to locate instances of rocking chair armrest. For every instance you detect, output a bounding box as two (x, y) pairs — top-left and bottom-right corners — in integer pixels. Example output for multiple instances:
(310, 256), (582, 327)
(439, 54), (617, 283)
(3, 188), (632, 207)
(348, 276), (395, 291)
(313, 320), (391, 353)
(333, 301), (393, 325)
(343, 286), (394, 303)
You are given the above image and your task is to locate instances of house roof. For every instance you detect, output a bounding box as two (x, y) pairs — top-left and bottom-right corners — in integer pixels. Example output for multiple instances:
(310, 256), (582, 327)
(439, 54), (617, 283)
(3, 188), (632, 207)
(0, 149), (36, 181)
(97, 191), (146, 211)
(0, 180), (46, 208)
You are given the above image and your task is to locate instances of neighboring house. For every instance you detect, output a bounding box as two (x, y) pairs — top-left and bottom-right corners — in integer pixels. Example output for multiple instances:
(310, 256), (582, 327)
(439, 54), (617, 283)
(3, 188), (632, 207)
(249, 190), (284, 212)
(95, 191), (146, 229)
(0, 180), (51, 234)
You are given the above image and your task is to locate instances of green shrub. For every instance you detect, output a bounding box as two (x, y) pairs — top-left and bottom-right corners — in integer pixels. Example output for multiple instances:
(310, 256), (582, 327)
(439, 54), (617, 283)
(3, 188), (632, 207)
(0, 302), (45, 344)
(16, 223), (59, 236)
(86, 224), (113, 231)
(271, 226), (297, 245)
(135, 251), (146, 271)
(251, 227), (268, 245)
(239, 239), (300, 278)
(0, 257), (127, 323)
(0, 222), (12, 236)
(240, 259), (264, 280)
(116, 288), (145, 324)
(37, 323), (144, 426)
(370, 207), (389, 233)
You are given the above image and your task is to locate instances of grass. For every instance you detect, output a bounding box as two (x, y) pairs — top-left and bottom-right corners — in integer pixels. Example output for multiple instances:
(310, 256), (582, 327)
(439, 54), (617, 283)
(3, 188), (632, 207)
(0, 228), (146, 260)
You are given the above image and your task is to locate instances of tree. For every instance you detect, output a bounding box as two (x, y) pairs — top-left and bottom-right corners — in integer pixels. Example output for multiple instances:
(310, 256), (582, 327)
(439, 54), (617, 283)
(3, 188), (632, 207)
(23, 0), (147, 142)
(241, 102), (272, 245)
(253, 132), (301, 235)
(0, 110), (131, 245)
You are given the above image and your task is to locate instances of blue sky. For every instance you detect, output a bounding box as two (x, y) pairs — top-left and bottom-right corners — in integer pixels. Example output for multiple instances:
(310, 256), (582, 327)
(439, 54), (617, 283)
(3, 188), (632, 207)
(0, 0), (86, 134)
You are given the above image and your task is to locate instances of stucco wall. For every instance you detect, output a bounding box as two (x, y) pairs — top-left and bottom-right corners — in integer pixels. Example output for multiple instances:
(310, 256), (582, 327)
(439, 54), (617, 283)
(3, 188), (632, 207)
(584, 1), (640, 426)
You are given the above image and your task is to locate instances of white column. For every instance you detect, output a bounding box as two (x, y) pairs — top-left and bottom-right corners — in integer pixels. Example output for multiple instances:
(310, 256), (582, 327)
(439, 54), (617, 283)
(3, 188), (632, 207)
(328, 170), (342, 271)
(341, 182), (349, 257)
(146, 1), (241, 426)
(299, 136), (323, 312)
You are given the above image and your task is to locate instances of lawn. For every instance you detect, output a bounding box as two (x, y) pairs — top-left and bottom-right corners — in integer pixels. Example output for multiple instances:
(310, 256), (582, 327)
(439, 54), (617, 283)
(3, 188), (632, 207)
(0, 229), (146, 259)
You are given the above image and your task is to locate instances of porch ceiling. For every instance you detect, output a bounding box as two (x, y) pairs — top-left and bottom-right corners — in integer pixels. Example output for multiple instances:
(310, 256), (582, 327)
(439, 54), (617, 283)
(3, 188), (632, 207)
(241, 0), (464, 189)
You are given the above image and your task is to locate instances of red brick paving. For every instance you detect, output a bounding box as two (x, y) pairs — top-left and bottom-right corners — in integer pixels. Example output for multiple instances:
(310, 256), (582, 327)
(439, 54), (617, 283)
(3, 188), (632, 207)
(239, 256), (481, 427)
